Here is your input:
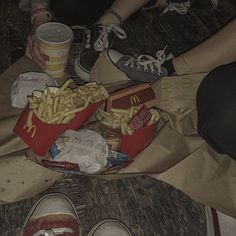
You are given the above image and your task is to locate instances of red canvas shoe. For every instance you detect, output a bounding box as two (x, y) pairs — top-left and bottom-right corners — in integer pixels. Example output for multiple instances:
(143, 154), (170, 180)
(22, 193), (81, 236)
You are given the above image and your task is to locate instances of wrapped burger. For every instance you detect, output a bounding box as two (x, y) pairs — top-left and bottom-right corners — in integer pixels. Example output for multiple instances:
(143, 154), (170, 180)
(11, 71), (58, 108)
(47, 129), (108, 174)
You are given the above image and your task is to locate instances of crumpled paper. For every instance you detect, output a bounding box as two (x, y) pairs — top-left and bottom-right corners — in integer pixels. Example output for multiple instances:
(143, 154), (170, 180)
(50, 129), (108, 174)
(11, 71), (58, 108)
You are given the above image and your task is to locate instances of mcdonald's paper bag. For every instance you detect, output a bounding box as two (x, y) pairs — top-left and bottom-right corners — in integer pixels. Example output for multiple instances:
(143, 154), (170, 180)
(90, 53), (236, 217)
(0, 56), (236, 218)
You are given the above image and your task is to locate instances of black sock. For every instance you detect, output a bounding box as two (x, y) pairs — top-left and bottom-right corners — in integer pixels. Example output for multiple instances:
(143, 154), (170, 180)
(163, 59), (175, 75)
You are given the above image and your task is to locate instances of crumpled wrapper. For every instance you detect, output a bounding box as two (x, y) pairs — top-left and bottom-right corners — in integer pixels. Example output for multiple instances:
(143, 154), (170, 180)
(11, 72), (58, 108)
(47, 129), (108, 174)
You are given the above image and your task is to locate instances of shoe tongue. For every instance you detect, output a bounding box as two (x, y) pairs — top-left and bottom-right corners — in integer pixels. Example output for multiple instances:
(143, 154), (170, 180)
(88, 24), (106, 47)
(42, 229), (55, 236)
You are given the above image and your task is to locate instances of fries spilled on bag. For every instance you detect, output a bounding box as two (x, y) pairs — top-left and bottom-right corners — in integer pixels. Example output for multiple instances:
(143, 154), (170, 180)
(25, 79), (107, 128)
(96, 105), (160, 150)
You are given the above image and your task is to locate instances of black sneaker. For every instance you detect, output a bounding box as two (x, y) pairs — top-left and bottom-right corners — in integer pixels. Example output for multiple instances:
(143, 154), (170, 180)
(107, 47), (173, 84)
(74, 23), (126, 81)
(84, 23), (126, 52)
(162, 0), (218, 15)
(192, 0), (218, 10)
(74, 49), (99, 82)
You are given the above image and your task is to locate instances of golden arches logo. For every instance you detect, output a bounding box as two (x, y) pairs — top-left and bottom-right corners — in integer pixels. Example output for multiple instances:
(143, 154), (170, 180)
(23, 124), (37, 138)
(130, 94), (140, 105)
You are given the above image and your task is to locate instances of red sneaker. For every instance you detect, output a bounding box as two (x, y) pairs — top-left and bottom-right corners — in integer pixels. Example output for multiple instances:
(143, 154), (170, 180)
(22, 193), (81, 236)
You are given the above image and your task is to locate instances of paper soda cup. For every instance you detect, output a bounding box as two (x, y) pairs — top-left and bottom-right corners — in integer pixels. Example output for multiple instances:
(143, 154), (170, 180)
(36, 22), (74, 79)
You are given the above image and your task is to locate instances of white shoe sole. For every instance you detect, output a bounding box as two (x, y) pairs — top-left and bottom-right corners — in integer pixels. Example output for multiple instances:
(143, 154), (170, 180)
(74, 56), (91, 82)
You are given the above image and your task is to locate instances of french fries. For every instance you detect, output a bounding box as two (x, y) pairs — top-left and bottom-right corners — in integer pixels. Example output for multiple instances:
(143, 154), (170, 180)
(148, 108), (160, 125)
(96, 106), (160, 151)
(96, 106), (160, 136)
(26, 80), (107, 125)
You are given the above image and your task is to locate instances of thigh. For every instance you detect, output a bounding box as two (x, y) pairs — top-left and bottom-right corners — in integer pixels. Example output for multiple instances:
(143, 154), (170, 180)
(197, 61), (236, 160)
(50, 0), (114, 26)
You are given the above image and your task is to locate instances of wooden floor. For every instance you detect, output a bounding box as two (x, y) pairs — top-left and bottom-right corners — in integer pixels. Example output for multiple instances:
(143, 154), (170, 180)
(0, 0), (235, 235)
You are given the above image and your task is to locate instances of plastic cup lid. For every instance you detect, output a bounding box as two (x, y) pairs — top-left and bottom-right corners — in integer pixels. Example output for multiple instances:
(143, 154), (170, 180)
(36, 22), (74, 45)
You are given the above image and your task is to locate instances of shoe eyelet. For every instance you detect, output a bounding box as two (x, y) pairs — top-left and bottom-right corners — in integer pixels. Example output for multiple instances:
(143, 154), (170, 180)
(152, 70), (157, 74)
(137, 67), (141, 71)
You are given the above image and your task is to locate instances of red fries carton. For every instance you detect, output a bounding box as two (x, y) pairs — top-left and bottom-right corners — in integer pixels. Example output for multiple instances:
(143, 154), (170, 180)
(14, 100), (104, 156)
(13, 81), (108, 156)
(120, 123), (158, 158)
(14, 107), (67, 156)
(128, 105), (152, 130)
(96, 104), (160, 159)
(66, 100), (104, 130)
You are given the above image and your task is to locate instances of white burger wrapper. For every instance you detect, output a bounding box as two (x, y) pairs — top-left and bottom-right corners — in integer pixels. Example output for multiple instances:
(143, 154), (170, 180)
(11, 72), (58, 108)
(53, 129), (108, 174)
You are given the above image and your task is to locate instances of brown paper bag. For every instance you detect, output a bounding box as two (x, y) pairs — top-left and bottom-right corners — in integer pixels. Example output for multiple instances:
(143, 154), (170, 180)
(91, 52), (129, 85)
(0, 149), (63, 204)
(91, 53), (206, 174)
(158, 143), (236, 218)
(90, 53), (236, 217)
(0, 56), (236, 218)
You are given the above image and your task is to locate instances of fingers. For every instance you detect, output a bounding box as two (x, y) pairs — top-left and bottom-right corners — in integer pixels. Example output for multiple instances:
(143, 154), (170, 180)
(31, 38), (45, 68)
(25, 44), (32, 59)
(25, 33), (48, 68)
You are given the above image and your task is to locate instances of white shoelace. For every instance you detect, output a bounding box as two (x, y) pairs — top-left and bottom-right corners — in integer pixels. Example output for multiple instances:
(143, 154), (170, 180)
(162, 1), (191, 15)
(85, 24), (126, 51)
(33, 227), (74, 236)
(124, 46), (171, 75)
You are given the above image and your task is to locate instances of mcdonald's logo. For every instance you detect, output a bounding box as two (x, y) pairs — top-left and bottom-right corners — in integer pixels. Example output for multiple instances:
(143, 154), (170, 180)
(130, 94), (140, 105)
(23, 123), (37, 138)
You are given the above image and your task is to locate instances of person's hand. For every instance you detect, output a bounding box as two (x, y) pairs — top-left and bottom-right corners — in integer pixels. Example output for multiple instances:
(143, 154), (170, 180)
(25, 25), (49, 68)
